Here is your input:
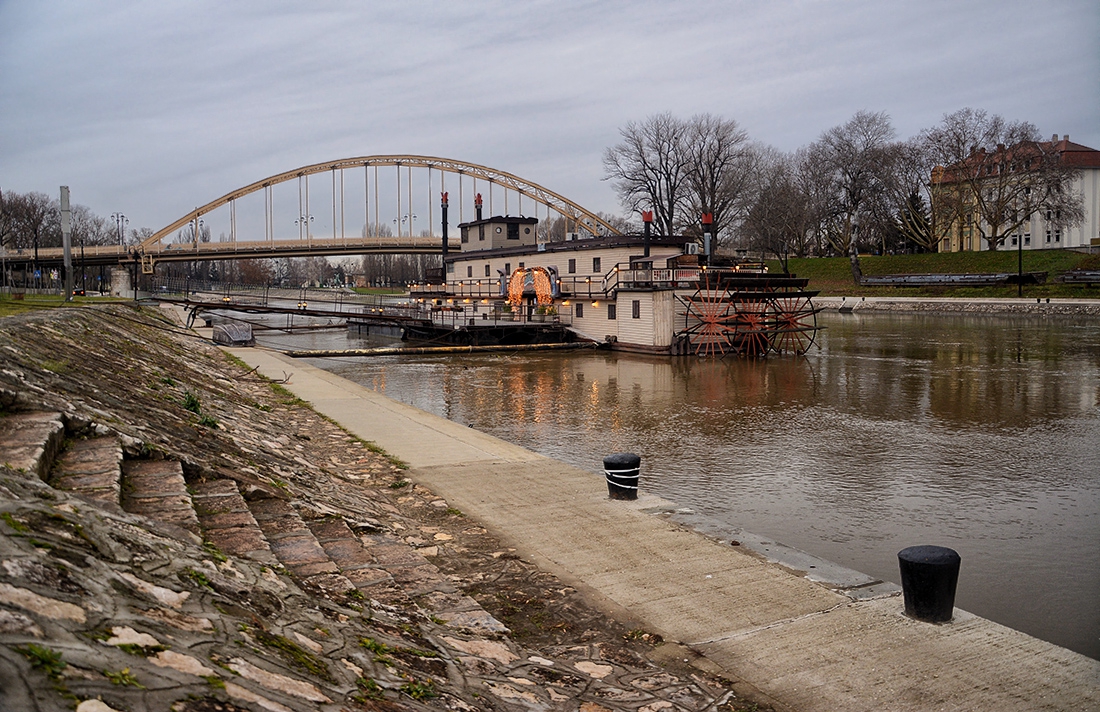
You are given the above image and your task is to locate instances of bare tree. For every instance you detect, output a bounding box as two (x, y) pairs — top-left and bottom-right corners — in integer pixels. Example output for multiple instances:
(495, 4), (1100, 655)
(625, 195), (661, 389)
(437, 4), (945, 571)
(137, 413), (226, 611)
(806, 110), (899, 258)
(921, 108), (1084, 250)
(603, 113), (691, 236)
(683, 114), (758, 248)
(743, 150), (820, 270)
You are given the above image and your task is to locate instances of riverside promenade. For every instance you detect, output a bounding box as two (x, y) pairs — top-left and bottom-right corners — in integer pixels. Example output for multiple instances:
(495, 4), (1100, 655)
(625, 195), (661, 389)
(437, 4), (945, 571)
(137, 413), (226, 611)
(226, 345), (1099, 712)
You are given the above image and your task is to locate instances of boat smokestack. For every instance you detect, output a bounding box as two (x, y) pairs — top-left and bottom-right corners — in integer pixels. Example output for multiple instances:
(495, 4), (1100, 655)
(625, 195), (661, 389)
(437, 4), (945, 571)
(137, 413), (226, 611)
(702, 213), (713, 266)
(475, 193), (483, 221)
(642, 210), (653, 257)
(441, 191), (449, 262)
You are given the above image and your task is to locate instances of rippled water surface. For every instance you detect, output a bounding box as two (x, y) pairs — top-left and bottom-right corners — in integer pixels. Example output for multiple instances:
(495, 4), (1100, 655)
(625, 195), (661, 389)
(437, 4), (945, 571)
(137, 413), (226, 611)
(259, 312), (1100, 659)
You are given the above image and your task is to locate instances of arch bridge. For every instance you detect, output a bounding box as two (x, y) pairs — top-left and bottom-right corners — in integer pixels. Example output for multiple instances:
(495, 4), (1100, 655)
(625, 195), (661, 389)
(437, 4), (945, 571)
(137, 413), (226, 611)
(7, 156), (620, 272)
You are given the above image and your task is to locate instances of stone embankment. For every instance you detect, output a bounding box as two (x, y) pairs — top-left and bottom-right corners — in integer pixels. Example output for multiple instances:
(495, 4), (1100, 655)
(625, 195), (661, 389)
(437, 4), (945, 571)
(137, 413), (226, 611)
(814, 295), (1100, 315)
(0, 305), (762, 712)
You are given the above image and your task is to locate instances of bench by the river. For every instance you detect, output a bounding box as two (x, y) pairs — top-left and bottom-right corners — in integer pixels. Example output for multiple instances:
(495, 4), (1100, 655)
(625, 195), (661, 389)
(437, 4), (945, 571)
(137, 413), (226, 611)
(1060, 269), (1100, 286)
(860, 272), (1047, 287)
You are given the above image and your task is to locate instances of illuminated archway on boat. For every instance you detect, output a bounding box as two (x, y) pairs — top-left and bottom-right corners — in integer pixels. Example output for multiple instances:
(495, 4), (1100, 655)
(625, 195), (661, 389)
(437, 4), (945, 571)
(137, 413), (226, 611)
(505, 266), (558, 306)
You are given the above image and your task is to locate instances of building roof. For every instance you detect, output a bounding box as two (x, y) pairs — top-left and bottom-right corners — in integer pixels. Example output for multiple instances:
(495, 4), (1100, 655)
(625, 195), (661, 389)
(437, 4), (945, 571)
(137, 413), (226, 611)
(1049, 136), (1100, 168)
(934, 135), (1100, 184)
(447, 233), (692, 263)
(456, 214), (539, 229)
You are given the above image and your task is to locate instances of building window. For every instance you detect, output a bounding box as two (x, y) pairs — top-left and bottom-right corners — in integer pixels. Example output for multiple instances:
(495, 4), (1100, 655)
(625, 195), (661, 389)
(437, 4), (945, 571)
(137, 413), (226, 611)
(461, 227), (469, 244)
(478, 225), (485, 241)
(632, 300), (640, 319)
(507, 223), (519, 240)
(446, 262), (454, 273)
(518, 262), (524, 269)
(1011, 236), (1018, 246)
(1055, 230), (1062, 243)
(1046, 230), (1052, 243)
(592, 257), (602, 273)
(568, 258), (576, 274)
(575, 302), (583, 318)
(607, 304), (616, 320)
(1024, 233), (1031, 246)
(467, 266), (473, 277)
(504, 263), (510, 275)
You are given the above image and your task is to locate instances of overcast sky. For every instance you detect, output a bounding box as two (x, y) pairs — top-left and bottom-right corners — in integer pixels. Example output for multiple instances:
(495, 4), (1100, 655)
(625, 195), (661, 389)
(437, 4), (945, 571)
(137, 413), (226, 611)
(2, 0), (1098, 234)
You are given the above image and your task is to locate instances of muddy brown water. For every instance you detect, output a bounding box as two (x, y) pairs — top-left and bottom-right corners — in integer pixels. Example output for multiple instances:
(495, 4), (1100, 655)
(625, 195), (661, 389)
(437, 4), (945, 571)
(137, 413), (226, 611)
(251, 311), (1100, 660)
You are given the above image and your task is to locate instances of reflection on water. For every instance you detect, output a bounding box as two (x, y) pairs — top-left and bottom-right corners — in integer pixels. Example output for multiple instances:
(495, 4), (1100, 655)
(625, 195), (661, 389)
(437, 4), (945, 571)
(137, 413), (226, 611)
(296, 312), (1100, 659)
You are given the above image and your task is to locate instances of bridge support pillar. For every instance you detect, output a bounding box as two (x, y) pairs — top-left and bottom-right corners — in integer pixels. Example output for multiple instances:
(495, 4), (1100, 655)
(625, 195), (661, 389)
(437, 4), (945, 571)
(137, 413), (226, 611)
(110, 267), (131, 298)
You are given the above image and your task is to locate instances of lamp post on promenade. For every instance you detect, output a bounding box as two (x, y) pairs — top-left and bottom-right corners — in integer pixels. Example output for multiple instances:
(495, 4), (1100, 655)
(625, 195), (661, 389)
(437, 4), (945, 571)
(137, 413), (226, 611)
(111, 213), (128, 247)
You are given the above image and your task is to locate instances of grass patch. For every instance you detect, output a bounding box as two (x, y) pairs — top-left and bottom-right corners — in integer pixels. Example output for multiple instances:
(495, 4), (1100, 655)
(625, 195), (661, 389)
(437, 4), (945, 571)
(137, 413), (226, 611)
(238, 624), (332, 681)
(354, 676), (384, 700)
(1, 512), (29, 533)
(224, 353), (251, 370)
(389, 480), (410, 489)
(771, 249), (1100, 298)
(352, 436), (409, 470)
(115, 642), (168, 656)
(399, 679), (437, 700)
(182, 391), (202, 414)
(42, 359), (70, 374)
(198, 415), (219, 428)
(358, 636), (394, 665)
(16, 644), (66, 679)
(182, 568), (213, 590)
(269, 383), (308, 407)
(203, 541), (228, 563)
(105, 667), (144, 688)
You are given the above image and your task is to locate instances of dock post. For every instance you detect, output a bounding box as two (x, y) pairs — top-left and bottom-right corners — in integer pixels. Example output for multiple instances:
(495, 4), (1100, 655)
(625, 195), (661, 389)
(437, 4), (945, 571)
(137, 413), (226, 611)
(898, 545), (960, 622)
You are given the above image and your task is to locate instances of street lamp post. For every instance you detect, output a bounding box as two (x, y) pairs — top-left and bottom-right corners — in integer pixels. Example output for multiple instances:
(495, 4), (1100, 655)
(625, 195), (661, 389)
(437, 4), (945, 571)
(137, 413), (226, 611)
(111, 213), (128, 247)
(393, 214), (418, 238)
(296, 215), (314, 240)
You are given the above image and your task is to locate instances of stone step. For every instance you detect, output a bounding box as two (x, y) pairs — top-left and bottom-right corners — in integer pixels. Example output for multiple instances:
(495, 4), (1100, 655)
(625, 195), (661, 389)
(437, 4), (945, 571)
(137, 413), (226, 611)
(246, 498), (355, 598)
(190, 479), (276, 564)
(50, 435), (123, 510)
(0, 411), (65, 480)
(307, 516), (507, 633)
(306, 516), (396, 590)
(121, 460), (201, 536)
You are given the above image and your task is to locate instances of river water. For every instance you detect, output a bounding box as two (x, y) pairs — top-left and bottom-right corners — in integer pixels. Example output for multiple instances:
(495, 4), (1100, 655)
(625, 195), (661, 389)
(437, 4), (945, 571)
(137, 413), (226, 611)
(252, 310), (1100, 659)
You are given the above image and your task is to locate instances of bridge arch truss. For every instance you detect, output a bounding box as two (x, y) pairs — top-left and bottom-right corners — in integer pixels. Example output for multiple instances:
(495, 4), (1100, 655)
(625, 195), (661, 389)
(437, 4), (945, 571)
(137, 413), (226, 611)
(140, 155), (620, 257)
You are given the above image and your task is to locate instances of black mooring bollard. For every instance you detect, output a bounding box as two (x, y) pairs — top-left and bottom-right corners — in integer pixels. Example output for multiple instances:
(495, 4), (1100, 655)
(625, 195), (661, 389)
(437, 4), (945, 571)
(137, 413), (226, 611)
(897, 545), (961, 622)
(603, 453), (640, 500)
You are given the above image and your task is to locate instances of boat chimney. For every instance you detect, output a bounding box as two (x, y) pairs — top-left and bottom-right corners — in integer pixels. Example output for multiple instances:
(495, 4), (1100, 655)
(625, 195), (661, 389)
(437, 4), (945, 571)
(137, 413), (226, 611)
(701, 213), (713, 267)
(642, 210), (653, 257)
(475, 193), (483, 221)
(441, 191), (449, 262)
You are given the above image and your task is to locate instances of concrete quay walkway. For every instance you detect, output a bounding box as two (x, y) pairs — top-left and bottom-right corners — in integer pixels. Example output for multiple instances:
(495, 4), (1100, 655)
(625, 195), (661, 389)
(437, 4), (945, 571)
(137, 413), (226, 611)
(226, 345), (1099, 712)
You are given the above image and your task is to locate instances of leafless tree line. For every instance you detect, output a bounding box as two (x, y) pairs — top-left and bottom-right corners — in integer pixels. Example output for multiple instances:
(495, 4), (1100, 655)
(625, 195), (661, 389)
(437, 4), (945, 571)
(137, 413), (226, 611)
(603, 109), (1085, 263)
(1, 189), (125, 255)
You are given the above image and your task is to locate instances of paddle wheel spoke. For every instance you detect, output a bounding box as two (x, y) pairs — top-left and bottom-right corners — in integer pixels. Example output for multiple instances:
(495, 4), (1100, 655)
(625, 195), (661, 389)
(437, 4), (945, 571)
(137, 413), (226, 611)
(678, 279), (740, 356)
(732, 294), (773, 357)
(770, 295), (820, 354)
